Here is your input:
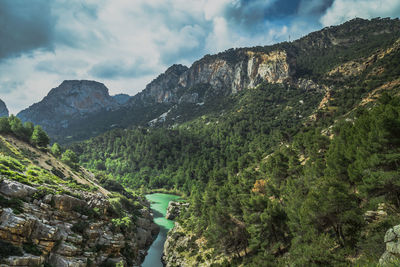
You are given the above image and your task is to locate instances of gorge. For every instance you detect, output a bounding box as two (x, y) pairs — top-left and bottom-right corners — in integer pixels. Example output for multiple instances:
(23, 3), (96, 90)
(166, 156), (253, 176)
(1, 17), (400, 266)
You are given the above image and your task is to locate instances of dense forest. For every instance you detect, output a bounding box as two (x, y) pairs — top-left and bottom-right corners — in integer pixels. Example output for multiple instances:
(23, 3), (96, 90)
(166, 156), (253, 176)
(73, 92), (400, 265)
(71, 18), (400, 265)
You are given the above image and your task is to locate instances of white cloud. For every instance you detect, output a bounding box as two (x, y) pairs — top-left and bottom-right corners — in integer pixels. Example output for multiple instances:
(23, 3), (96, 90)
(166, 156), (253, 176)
(321, 0), (400, 26)
(0, 0), (399, 115)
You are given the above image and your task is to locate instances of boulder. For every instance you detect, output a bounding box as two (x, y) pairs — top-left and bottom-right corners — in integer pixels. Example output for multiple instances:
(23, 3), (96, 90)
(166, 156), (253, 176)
(0, 179), (37, 199)
(379, 224), (400, 265)
(52, 195), (86, 212)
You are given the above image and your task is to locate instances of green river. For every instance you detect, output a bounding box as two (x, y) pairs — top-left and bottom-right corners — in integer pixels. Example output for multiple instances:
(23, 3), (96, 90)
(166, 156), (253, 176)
(142, 193), (181, 267)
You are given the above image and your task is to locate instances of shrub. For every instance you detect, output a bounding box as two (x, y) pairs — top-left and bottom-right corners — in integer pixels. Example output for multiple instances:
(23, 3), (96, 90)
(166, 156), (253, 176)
(0, 195), (24, 214)
(51, 143), (62, 158)
(111, 216), (133, 233)
(61, 150), (79, 170)
(71, 221), (89, 234)
(0, 240), (23, 258)
(30, 125), (50, 147)
(23, 241), (42, 256)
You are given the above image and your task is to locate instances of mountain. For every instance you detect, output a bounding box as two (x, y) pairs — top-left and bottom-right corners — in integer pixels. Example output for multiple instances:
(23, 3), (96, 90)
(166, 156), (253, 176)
(0, 117), (158, 266)
(112, 93), (131, 105)
(17, 18), (400, 144)
(0, 99), (9, 117)
(71, 17), (400, 266)
(17, 80), (124, 141)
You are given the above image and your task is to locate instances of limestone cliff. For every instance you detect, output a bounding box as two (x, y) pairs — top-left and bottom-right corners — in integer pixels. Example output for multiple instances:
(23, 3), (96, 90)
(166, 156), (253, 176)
(135, 49), (293, 107)
(0, 135), (158, 266)
(17, 80), (122, 134)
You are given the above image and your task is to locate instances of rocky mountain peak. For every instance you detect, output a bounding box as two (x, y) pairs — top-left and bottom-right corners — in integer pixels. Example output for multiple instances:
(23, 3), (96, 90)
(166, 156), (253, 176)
(165, 64), (188, 75)
(0, 99), (9, 117)
(112, 93), (131, 105)
(17, 80), (120, 133)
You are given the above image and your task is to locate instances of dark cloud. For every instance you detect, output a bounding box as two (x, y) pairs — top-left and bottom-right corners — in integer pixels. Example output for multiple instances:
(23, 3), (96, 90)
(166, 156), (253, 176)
(0, 0), (56, 60)
(225, 0), (299, 28)
(297, 0), (334, 15)
(224, 0), (333, 30)
(89, 59), (155, 79)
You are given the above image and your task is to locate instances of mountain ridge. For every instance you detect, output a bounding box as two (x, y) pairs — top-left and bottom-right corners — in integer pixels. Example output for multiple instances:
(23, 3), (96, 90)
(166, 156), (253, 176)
(17, 17), (400, 143)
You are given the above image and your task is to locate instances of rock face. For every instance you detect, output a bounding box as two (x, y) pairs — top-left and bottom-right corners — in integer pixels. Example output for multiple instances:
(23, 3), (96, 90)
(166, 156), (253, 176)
(379, 225), (400, 266)
(165, 201), (189, 220)
(17, 80), (122, 132)
(0, 99), (9, 117)
(163, 223), (229, 267)
(0, 178), (158, 266)
(0, 179), (37, 199)
(112, 94), (131, 105)
(132, 50), (292, 107)
(133, 64), (189, 105)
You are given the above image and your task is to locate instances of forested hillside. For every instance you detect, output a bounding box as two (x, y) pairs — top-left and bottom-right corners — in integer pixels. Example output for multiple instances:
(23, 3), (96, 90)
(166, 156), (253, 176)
(72, 18), (400, 265)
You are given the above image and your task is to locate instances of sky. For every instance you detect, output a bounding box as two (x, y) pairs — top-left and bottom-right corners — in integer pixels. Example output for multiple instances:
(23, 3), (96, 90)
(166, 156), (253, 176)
(0, 0), (400, 114)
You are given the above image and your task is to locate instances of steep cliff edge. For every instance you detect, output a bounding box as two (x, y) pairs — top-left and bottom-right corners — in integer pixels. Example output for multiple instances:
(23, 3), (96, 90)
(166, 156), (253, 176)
(0, 134), (158, 266)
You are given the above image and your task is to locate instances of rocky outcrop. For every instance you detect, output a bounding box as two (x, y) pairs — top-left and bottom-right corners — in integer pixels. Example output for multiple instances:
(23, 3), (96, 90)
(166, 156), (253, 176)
(163, 223), (229, 267)
(17, 80), (122, 132)
(379, 225), (400, 266)
(136, 49), (293, 107)
(0, 99), (9, 117)
(132, 64), (189, 105)
(112, 94), (131, 105)
(0, 178), (158, 266)
(165, 201), (189, 220)
(0, 179), (37, 199)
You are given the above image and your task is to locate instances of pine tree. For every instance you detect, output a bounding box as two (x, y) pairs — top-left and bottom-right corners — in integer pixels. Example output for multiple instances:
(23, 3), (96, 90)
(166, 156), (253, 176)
(51, 143), (62, 158)
(30, 125), (50, 147)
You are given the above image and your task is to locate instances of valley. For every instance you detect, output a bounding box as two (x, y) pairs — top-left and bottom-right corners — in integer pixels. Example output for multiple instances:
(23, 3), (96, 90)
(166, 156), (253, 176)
(0, 17), (400, 266)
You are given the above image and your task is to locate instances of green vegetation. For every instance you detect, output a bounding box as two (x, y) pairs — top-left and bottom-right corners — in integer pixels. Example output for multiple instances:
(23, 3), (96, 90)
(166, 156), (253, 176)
(51, 143), (62, 158)
(65, 18), (400, 265)
(73, 85), (400, 265)
(61, 149), (79, 170)
(31, 125), (50, 147)
(0, 115), (50, 147)
(23, 241), (42, 256)
(71, 221), (89, 234)
(0, 240), (23, 258)
(0, 194), (24, 214)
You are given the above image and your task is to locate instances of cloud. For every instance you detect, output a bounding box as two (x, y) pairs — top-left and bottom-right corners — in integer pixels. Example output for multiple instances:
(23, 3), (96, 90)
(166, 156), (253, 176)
(0, 0), (399, 115)
(298, 0), (334, 15)
(321, 0), (400, 26)
(0, 0), (56, 60)
(89, 58), (155, 79)
(0, 80), (24, 94)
